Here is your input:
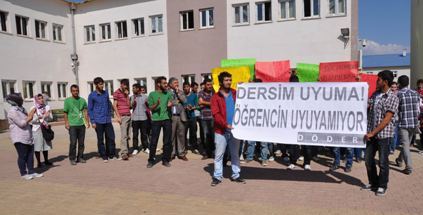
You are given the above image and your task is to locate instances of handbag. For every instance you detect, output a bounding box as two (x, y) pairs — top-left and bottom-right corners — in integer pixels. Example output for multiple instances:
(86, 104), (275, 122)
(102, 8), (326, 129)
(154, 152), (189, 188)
(41, 124), (55, 142)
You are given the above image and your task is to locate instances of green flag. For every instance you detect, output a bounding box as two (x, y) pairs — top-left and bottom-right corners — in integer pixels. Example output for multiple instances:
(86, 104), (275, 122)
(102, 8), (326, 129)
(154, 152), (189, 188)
(296, 63), (319, 82)
(221, 58), (256, 80)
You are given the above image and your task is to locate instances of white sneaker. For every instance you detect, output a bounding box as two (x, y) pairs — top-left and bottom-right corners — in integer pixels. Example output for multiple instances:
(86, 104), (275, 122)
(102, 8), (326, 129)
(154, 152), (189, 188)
(298, 156), (304, 161)
(103, 159), (109, 163)
(304, 165), (311, 171)
(288, 164), (296, 170)
(22, 174), (33, 180)
(274, 150), (282, 157)
(132, 150), (139, 155)
(31, 173), (43, 178)
(240, 154), (245, 161)
(269, 156), (275, 162)
(144, 148), (150, 154)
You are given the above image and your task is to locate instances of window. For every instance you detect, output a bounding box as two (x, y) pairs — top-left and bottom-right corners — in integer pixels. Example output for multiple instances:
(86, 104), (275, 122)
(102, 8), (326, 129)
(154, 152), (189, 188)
(151, 15), (163, 34)
(200, 8), (214, 28)
(84, 25), (95, 42)
(115, 20), (127, 39)
(22, 81), (35, 99)
(233, 4), (249, 24)
(1, 80), (16, 98)
(304, 0), (320, 17)
(280, 0), (296, 19)
(180, 10), (194, 30)
(52, 24), (63, 42)
(132, 18), (145, 36)
(257, 1), (272, 22)
(100, 23), (111, 40)
(35, 20), (47, 39)
(41, 82), (52, 98)
(134, 78), (147, 87)
(88, 82), (95, 93)
(201, 73), (212, 82)
(329, 0), (346, 15)
(57, 82), (67, 99)
(104, 80), (114, 96)
(0, 10), (8, 32)
(15, 15), (29, 36)
(182, 75), (195, 85)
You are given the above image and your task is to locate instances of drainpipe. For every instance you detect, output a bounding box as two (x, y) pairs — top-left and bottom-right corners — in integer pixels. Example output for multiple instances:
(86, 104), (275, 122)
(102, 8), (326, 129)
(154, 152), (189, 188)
(70, 3), (79, 86)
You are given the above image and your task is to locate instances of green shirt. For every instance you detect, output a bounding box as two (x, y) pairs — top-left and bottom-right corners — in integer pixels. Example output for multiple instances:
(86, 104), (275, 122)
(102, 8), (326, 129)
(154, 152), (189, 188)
(148, 91), (172, 121)
(63, 97), (88, 126)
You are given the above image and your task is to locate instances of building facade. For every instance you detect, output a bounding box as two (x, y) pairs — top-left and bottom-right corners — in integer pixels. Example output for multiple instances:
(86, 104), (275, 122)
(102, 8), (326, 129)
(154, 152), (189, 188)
(0, 0), (358, 123)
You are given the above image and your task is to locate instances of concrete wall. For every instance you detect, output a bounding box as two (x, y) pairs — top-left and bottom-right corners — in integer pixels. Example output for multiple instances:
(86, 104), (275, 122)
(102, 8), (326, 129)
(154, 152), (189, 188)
(411, 0), (423, 88)
(75, 0), (168, 97)
(0, 0), (74, 119)
(166, 0), (227, 84)
(227, 0), (356, 65)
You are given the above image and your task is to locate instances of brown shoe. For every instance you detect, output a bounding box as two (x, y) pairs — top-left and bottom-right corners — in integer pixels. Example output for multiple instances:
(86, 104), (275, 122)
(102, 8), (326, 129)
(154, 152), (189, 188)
(178, 156), (188, 161)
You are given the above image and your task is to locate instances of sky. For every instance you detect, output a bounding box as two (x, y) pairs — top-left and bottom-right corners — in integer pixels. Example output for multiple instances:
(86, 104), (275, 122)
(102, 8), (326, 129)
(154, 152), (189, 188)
(67, 0), (411, 56)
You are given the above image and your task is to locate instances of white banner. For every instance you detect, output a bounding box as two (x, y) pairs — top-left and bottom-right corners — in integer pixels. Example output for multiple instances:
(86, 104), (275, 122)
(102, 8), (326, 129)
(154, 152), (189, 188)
(232, 82), (368, 148)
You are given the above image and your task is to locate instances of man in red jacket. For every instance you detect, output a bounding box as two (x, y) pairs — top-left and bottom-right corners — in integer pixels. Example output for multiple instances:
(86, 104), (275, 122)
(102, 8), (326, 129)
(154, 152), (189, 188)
(210, 72), (246, 186)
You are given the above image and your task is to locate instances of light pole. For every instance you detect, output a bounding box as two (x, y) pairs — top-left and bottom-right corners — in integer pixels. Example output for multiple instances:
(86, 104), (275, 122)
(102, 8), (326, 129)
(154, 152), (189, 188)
(359, 39), (367, 72)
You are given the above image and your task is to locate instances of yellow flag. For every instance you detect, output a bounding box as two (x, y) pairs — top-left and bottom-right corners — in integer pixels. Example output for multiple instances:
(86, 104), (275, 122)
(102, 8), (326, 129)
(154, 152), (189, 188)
(212, 66), (251, 92)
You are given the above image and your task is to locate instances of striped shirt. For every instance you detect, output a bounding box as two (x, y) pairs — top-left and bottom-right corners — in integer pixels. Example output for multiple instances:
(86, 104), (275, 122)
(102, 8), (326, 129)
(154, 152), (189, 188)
(397, 88), (421, 128)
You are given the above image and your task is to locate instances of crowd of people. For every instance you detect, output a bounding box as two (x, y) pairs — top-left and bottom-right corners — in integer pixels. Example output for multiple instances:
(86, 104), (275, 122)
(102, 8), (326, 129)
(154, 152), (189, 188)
(6, 70), (423, 197)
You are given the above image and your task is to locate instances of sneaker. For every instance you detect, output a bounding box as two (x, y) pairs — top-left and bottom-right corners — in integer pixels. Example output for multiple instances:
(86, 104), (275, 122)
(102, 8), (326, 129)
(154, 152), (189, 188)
(146, 162), (154, 168)
(345, 166), (352, 173)
(330, 164), (339, 171)
(230, 177), (246, 184)
(361, 184), (377, 191)
(103, 159), (109, 163)
(304, 164), (311, 171)
(22, 174), (33, 180)
(144, 148), (150, 154)
(240, 154), (245, 161)
(298, 156), (304, 161)
(31, 173), (43, 178)
(403, 169), (413, 175)
(288, 164), (296, 170)
(269, 156), (275, 162)
(70, 160), (77, 165)
(283, 156), (290, 163)
(395, 158), (403, 168)
(376, 187), (387, 196)
(211, 177), (221, 187)
(261, 160), (268, 166)
(274, 150), (282, 157)
(192, 149), (200, 154)
(132, 150), (139, 155)
(162, 161), (171, 167)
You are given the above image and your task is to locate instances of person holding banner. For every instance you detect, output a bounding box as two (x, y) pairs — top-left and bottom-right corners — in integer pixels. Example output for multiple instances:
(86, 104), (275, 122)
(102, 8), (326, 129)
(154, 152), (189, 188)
(394, 75), (421, 175)
(364, 70), (399, 197)
(210, 72), (246, 186)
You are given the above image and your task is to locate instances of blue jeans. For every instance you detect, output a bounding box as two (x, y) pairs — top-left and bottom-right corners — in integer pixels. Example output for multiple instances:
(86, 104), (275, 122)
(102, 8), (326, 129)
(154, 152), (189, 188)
(95, 123), (116, 160)
(353, 148), (364, 160)
(14, 142), (35, 176)
(390, 125), (399, 152)
(333, 147), (353, 168)
(214, 130), (241, 180)
(246, 141), (270, 161)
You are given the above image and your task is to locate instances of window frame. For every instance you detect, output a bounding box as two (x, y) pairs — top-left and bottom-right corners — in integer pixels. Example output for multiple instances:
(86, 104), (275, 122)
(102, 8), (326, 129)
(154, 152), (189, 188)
(134, 78), (147, 87)
(35, 19), (48, 40)
(150, 15), (163, 34)
(41, 82), (52, 99)
(1, 80), (16, 98)
(328, 0), (346, 16)
(132, 18), (145, 37)
(84, 25), (96, 43)
(104, 80), (114, 98)
(22, 81), (35, 100)
(279, 0), (296, 20)
(52, 23), (63, 42)
(233, 3), (250, 25)
(0, 10), (9, 33)
(180, 10), (194, 31)
(256, 1), (272, 23)
(15, 15), (29, 37)
(115, 20), (128, 39)
(199, 8), (214, 29)
(303, 0), (320, 18)
(99, 23), (111, 41)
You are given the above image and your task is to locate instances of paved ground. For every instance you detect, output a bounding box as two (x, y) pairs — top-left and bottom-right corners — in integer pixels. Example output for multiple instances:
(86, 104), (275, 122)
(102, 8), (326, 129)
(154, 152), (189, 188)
(1, 123), (423, 215)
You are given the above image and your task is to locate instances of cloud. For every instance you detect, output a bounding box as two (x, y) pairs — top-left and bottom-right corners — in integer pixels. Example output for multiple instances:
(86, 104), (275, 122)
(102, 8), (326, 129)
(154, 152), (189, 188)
(362, 40), (409, 55)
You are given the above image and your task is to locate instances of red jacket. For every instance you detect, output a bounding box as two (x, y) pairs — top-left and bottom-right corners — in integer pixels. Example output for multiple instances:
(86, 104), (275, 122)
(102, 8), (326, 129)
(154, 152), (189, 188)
(211, 88), (237, 135)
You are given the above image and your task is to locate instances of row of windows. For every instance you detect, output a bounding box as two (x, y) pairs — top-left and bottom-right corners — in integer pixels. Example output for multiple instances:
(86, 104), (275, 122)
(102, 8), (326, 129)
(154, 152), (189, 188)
(1, 80), (68, 100)
(0, 10), (64, 42)
(233, 0), (346, 25)
(84, 15), (163, 43)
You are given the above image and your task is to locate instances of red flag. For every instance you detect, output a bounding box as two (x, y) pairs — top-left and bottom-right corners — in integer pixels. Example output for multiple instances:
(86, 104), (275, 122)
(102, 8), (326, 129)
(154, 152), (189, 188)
(255, 60), (291, 82)
(319, 61), (359, 82)
(360, 73), (378, 97)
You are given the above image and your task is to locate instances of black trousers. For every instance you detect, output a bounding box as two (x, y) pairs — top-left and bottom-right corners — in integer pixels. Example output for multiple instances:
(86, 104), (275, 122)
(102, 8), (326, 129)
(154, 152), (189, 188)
(14, 142), (34, 176)
(149, 120), (172, 163)
(365, 137), (390, 189)
(132, 120), (150, 151)
(69, 125), (86, 161)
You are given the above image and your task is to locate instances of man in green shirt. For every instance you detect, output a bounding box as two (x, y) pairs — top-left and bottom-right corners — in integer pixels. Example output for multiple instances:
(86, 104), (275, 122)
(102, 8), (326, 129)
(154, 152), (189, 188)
(64, 85), (90, 165)
(147, 76), (173, 168)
